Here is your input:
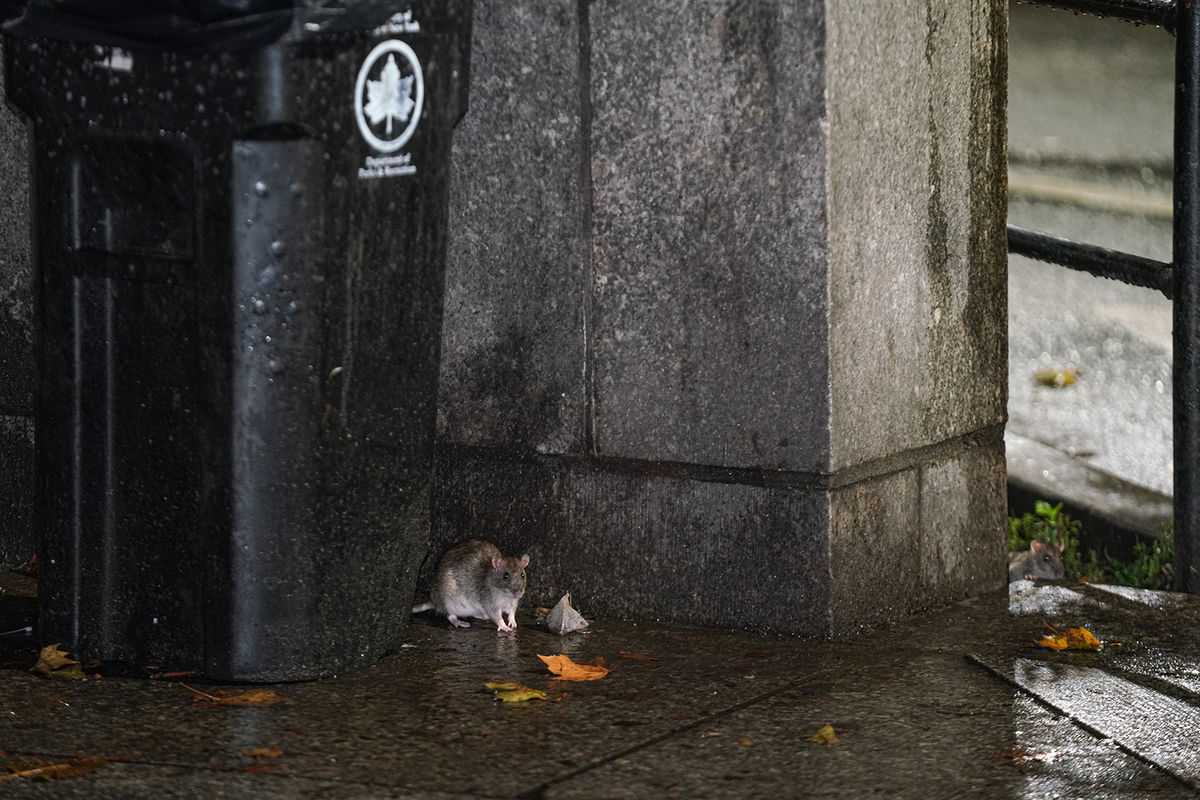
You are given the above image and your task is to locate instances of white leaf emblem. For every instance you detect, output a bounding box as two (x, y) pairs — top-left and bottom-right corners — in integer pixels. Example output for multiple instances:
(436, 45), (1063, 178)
(363, 54), (415, 136)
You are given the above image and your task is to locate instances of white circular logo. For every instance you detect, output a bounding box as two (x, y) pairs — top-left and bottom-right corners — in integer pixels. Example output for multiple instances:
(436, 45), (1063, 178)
(354, 40), (424, 153)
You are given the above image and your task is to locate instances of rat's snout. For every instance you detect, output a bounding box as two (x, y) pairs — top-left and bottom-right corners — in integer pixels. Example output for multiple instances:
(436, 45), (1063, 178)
(515, 588), (525, 599)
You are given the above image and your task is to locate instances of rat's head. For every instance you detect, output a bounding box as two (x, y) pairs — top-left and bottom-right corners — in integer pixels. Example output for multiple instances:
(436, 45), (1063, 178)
(490, 552), (530, 598)
(1030, 540), (1066, 580)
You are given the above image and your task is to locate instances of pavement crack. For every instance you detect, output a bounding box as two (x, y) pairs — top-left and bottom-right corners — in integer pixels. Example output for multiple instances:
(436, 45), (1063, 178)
(512, 666), (849, 799)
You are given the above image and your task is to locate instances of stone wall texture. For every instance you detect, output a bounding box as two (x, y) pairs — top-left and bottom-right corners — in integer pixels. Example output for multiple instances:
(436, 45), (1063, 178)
(0, 2), (1009, 629)
(433, 0), (1008, 635)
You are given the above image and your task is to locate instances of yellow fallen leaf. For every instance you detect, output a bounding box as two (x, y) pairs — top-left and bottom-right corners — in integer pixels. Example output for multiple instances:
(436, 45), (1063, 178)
(497, 687), (550, 703)
(537, 653), (611, 682)
(31, 644), (85, 680)
(737, 736), (753, 746)
(805, 724), (839, 744)
(240, 747), (283, 758)
(1038, 624), (1102, 651)
(1065, 627), (1102, 649)
(182, 684), (292, 706)
(0, 756), (107, 781)
(1034, 367), (1078, 388)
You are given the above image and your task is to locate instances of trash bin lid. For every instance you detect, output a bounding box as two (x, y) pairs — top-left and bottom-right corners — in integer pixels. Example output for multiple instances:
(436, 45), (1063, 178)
(4, 0), (405, 50)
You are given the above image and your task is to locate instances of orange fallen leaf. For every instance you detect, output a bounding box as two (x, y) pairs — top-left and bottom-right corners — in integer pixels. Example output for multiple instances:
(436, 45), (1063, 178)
(618, 651), (658, 662)
(240, 747), (283, 758)
(181, 684), (292, 706)
(0, 756), (107, 781)
(737, 736), (753, 746)
(537, 653), (612, 682)
(805, 724), (839, 744)
(241, 763), (280, 774)
(1037, 624), (1102, 651)
(31, 644), (85, 680)
(1065, 627), (1101, 648)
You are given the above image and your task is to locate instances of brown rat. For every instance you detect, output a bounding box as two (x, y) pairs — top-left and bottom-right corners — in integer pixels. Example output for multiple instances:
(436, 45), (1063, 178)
(412, 539), (529, 632)
(1008, 540), (1065, 582)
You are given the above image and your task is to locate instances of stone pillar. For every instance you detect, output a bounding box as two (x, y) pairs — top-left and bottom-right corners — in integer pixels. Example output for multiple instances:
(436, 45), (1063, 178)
(434, 0), (1008, 635)
(0, 33), (34, 565)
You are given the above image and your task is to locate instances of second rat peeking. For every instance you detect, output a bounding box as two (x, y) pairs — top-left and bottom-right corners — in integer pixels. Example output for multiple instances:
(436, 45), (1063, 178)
(412, 539), (530, 632)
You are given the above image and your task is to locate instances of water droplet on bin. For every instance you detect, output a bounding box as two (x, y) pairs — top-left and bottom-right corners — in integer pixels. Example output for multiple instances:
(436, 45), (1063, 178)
(264, 335), (273, 344)
(268, 359), (285, 374)
(254, 181), (269, 197)
(271, 240), (286, 256)
(252, 299), (267, 314)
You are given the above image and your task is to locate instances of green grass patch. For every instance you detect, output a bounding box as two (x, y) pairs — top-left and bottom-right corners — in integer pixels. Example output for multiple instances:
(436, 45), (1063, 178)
(1008, 500), (1172, 588)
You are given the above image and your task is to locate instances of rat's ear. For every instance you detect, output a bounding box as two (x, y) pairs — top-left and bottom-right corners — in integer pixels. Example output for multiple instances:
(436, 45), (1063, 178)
(1031, 540), (1045, 554)
(519, 554), (530, 568)
(1056, 541), (1066, 553)
(491, 554), (504, 569)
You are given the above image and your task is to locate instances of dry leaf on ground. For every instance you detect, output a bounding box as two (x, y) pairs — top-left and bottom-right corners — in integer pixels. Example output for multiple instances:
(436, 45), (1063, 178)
(182, 684), (292, 706)
(484, 681), (551, 703)
(995, 747), (1052, 766)
(1037, 624), (1103, 651)
(240, 747), (283, 758)
(618, 651), (658, 662)
(805, 724), (840, 744)
(31, 644), (85, 680)
(737, 736), (753, 746)
(537, 653), (611, 682)
(1034, 367), (1078, 388)
(0, 756), (107, 781)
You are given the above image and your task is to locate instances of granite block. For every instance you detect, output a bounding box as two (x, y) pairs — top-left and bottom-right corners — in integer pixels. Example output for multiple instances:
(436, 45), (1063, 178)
(587, 0), (830, 472)
(829, 468), (923, 635)
(0, 414), (33, 564)
(918, 440), (1007, 600)
(826, 0), (1007, 470)
(430, 447), (832, 635)
(439, 0), (589, 454)
(828, 437), (1006, 635)
(0, 35), (33, 415)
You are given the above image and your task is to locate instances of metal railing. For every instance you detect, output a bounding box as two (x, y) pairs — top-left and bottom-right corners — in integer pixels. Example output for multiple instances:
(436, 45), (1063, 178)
(1008, 0), (1198, 592)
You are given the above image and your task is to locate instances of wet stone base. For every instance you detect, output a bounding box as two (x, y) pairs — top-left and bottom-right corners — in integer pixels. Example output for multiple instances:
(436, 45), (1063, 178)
(426, 438), (1007, 637)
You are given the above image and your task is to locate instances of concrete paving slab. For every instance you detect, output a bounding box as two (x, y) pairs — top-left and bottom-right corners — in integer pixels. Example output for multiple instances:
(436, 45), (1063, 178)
(0, 760), (476, 800)
(3, 581), (1199, 797)
(545, 662), (1189, 800)
(0, 614), (853, 797)
(972, 655), (1200, 791)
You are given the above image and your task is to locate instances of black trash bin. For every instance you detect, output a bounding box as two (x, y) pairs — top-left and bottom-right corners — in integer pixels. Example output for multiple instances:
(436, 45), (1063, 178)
(3, 0), (472, 681)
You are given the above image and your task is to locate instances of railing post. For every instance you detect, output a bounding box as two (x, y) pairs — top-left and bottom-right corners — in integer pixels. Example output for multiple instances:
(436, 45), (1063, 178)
(1174, 0), (1200, 592)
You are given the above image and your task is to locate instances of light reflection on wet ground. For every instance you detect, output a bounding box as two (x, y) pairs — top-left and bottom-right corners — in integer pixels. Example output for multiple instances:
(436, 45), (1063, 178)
(1, 580), (1197, 797)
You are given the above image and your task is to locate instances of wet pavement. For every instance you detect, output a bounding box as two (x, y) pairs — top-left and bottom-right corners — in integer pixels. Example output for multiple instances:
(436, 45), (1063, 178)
(2, 568), (1200, 799)
(1007, 3), (1177, 534)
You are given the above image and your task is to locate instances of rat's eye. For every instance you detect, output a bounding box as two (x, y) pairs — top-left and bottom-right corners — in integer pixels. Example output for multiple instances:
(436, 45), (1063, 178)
(503, 572), (510, 580)
(1042, 555), (1052, 562)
